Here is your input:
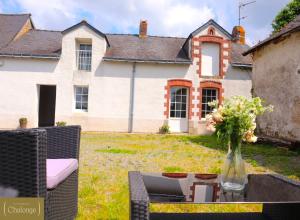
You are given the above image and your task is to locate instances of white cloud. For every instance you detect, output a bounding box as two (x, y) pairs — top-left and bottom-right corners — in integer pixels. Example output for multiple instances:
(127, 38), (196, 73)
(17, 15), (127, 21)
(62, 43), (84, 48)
(0, 0), (292, 42)
(163, 4), (214, 36)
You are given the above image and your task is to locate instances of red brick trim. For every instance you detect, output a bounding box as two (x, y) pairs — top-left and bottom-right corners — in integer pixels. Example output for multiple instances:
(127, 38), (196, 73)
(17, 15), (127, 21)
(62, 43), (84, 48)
(164, 79), (193, 119)
(192, 35), (231, 79)
(197, 81), (224, 119)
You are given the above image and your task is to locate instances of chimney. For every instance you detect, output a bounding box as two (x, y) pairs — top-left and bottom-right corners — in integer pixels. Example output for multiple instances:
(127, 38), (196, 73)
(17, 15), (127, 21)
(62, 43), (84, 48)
(232, 26), (245, 44)
(139, 20), (148, 38)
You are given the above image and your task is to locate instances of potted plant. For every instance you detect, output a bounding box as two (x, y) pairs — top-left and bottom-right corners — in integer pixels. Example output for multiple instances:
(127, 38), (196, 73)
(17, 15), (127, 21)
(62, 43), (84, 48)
(19, 117), (28, 129)
(56, 121), (67, 126)
(159, 123), (170, 134)
(206, 96), (273, 192)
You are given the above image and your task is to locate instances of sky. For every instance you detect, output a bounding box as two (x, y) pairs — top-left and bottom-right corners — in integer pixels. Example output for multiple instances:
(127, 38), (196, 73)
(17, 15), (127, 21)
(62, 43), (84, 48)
(0, 0), (291, 45)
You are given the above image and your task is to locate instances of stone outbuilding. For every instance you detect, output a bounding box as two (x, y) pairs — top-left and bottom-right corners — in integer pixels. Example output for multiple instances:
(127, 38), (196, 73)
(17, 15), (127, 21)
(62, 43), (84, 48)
(244, 15), (300, 145)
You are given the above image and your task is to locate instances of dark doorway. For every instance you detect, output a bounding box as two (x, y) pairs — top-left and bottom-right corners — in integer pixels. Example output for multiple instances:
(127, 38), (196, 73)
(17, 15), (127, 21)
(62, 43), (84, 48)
(38, 85), (56, 127)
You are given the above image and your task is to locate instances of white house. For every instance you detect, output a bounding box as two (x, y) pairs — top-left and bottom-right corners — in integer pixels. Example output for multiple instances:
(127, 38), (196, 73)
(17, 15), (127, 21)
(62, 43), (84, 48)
(0, 14), (252, 133)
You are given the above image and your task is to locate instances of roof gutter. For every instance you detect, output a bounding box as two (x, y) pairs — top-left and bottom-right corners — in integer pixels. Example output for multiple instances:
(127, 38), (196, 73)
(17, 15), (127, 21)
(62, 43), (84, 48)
(103, 57), (192, 64)
(231, 63), (252, 68)
(243, 26), (300, 56)
(0, 53), (60, 59)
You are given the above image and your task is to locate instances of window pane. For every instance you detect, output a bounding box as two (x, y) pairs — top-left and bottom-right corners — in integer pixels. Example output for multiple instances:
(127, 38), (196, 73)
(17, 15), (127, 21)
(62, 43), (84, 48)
(76, 87), (82, 94)
(175, 89), (182, 95)
(182, 104), (186, 111)
(182, 96), (187, 103)
(182, 89), (187, 95)
(170, 103), (175, 111)
(181, 111), (186, 118)
(201, 88), (218, 118)
(170, 111), (175, 118)
(78, 44), (92, 71)
(82, 102), (88, 110)
(176, 96), (181, 102)
(175, 103), (181, 111)
(76, 102), (81, 109)
(175, 111), (181, 118)
(75, 86), (89, 111)
(76, 95), (81, 102)
(82, 95), (88, 102)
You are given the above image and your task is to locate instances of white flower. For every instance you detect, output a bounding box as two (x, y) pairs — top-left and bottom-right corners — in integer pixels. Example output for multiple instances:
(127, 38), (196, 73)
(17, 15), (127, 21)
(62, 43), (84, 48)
(206, 124), (216, 132)
(249, 135), (258, 143)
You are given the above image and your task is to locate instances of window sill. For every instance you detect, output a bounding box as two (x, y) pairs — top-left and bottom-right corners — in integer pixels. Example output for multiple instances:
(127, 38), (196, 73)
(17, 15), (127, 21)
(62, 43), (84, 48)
(73, 109), (88, 114)
(75, 70), (92, 73)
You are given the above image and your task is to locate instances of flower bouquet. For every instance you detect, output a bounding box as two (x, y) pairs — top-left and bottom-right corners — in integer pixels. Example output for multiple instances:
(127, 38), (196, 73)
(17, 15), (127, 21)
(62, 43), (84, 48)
(206, 96), (273, 191)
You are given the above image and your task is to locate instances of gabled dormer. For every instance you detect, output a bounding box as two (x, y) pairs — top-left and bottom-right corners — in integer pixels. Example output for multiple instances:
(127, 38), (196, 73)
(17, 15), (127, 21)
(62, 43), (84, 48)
(183, 19), (232, 79)
(61, 20), (110, 72)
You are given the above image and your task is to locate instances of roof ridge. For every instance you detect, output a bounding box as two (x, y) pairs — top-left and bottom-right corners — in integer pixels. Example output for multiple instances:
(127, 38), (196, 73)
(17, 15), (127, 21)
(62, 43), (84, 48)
(106, 33), (187, 39)
(0, 13), (31, 16)
(33, 29), (62, 33)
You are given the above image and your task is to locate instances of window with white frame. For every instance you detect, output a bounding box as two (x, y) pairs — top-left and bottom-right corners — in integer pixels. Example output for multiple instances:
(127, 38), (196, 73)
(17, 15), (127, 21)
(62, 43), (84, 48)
(169, 87), (188, 118)
(201, 88), (218, 118)
(75, 86), (89, 111)
(77, 44), (92, 71)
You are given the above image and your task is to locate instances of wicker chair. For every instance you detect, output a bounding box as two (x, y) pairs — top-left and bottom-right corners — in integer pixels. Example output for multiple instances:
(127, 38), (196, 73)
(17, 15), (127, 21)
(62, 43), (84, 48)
(0, 126), (81, 220)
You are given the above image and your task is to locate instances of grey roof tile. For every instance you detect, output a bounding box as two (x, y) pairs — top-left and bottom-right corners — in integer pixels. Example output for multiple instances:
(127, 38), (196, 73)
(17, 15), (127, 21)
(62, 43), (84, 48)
(104, 34), (191, 63)
(0, 14), (252, 65)
(231, 43), (252, 65)
(0, 14), (30, 49)
(0, 29), (62, 57)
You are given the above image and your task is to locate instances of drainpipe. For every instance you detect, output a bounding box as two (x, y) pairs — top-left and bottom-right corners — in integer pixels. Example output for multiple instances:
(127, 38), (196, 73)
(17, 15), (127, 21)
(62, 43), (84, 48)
(128, 62), (136, 133)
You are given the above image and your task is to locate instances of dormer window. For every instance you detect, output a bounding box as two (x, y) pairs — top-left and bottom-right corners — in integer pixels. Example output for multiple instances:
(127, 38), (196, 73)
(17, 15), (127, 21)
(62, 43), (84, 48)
(77, 44), (92, 71)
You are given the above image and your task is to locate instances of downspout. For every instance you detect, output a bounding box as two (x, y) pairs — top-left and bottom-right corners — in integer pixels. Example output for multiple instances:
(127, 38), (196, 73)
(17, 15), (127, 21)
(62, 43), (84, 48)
(128, 62), (136, 133)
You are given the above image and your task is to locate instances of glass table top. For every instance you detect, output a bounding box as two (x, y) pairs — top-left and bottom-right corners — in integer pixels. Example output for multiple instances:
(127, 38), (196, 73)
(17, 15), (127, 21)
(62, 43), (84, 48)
(141, 173), (300, 204)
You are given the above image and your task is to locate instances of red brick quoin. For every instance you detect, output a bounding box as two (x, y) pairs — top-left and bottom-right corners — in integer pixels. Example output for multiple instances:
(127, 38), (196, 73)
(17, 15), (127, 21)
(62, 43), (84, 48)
(197, 81), (224, 119)
(164, 79), (194, 119)
(192, 35), (231, 79)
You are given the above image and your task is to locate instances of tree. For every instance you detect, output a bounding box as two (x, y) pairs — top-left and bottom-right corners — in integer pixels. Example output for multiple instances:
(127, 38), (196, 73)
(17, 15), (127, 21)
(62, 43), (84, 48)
(272, 0), (300, 32)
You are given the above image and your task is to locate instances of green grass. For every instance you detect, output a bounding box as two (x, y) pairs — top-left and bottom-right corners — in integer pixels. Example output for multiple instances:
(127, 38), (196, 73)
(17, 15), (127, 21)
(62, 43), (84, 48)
(77, 133), (300, 220)
(95, 148), (137, 154)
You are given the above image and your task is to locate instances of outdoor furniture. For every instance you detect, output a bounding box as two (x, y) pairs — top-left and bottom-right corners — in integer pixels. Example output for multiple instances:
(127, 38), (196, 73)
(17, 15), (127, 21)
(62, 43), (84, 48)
(128, 171), (300, 220)
(0, 126), (81, 220)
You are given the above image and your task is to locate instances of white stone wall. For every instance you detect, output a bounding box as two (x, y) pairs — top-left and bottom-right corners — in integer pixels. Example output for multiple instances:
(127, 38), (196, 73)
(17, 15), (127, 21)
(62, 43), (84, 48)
(222, 66), (252, 98)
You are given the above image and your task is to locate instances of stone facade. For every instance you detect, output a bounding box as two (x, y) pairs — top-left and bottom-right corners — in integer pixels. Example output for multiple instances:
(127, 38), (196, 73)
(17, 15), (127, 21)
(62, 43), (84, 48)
(251, 31), (300, 142)
(0, 18), (252, 133)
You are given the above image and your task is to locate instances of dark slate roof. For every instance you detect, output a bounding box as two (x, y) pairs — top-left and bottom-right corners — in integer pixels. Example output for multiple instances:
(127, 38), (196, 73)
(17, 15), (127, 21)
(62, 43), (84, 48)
(244, 14), (300, 55)
(231, 43), (252, 66)
(0, 14), (252, 65)
(0, 14), (31, 49)
(104, 34), (191, 64)
(0, 29), (62, 58)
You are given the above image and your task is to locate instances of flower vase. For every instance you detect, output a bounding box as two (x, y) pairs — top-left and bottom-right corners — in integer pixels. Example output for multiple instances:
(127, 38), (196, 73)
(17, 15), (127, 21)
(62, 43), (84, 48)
(221, 138), (247, 192)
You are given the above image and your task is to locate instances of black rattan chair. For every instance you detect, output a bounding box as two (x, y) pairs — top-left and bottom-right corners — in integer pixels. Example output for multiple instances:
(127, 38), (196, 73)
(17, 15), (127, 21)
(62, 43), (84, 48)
(0, 126), (81, 220)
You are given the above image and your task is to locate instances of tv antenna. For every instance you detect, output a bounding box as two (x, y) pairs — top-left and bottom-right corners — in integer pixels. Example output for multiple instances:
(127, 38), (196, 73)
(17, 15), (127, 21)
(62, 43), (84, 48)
(239, 0), (256, 25)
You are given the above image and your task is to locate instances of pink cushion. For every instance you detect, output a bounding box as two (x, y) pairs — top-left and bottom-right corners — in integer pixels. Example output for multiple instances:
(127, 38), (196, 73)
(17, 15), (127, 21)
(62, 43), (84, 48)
(47, 159), (78, 189)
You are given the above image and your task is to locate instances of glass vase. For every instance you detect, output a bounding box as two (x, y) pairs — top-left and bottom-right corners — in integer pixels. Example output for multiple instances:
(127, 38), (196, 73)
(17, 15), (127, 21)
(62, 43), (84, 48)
(221, 138), (247, 192)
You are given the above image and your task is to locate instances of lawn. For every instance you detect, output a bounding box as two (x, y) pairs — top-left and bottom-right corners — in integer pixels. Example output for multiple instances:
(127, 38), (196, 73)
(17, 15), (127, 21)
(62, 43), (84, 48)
(77, 133), (300, 220)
